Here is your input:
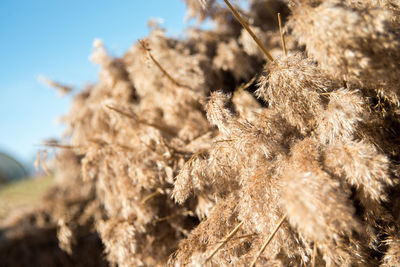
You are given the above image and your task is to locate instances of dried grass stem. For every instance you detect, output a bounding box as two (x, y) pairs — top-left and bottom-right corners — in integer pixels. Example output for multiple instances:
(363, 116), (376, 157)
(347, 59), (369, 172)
(277, 13), (287, 56)
(250, 214), (287, 267)
(222, 0), (274, 61)
(206, 221), (244, 262)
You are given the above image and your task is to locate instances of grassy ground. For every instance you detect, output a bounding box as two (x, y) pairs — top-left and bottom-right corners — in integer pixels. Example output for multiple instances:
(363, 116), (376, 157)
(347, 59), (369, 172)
(0, 176), (54, 219)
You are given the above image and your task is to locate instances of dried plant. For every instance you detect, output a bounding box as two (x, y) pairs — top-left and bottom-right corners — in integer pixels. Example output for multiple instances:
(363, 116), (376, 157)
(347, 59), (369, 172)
(2, 0), (400, 266)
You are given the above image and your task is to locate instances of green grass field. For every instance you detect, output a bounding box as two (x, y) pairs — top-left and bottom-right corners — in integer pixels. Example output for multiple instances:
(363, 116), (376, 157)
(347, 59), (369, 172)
(0, 176), (54, 218)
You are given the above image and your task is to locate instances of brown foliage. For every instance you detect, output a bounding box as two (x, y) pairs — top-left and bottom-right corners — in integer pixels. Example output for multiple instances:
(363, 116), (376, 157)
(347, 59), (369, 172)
(2, 0), (400, 266)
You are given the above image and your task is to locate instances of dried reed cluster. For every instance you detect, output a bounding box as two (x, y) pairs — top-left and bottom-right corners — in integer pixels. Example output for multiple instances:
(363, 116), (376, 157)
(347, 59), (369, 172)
(2, 0), (400, 266)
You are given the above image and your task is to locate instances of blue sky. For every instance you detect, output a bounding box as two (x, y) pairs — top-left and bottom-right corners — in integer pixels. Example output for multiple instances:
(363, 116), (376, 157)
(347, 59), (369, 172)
(0, 0), (191, 166)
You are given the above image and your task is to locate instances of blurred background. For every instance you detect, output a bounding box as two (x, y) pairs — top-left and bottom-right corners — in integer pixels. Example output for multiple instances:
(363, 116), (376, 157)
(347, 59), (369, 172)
(0, 0), (194, 183)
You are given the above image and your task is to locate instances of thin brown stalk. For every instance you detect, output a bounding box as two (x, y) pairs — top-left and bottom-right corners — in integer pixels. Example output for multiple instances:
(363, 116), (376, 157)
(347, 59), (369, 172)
(205, 221), (244, 262)
(277, 13), (287, 56)
(238, 73), (259, 91)
(154, 213), (181, 223)
(139, 40), (193, 91)
(85, 138), (134, 151)
(40, 150), (51, 177)
(186, 150), (207, 166)
(312, 242), (317, 267)
(141, 188), (163, 204)
(34, 151), (40, 171)
(215, 233), (256, 243)
(105, 104), (176, 135)
(213, 138), (233, 144)
(154, 211), (193, 223)
(105, 104), (134, 118)
(250, 214), (287, 267)
(35, 150), (51, 176)
(222, 0), (274, 61)
(41, 143), (85, 149)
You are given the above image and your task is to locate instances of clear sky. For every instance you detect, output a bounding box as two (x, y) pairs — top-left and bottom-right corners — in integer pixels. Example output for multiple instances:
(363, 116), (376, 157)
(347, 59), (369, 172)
(0, 0), (191, 166)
